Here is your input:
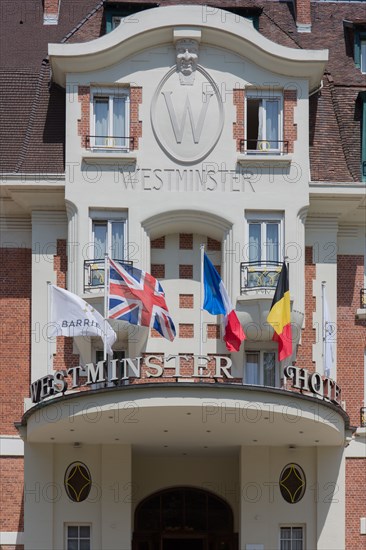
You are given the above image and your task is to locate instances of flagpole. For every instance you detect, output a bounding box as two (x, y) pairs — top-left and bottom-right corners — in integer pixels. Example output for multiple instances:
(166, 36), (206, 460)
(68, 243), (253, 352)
(321, 280), (326, 375)
(104, 253), (109, 362)
(47, 280), (52, 374)
(200, 244), (205, 357)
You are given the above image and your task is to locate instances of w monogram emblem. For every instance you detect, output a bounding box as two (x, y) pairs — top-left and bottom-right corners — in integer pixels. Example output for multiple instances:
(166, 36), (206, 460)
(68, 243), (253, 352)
(151, 66), (224, 163)
(162, 91), (215, 144)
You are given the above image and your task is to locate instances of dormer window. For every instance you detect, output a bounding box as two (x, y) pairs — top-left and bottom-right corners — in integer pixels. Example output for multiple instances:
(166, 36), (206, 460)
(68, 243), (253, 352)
(361, 39), (366, 73)
(343, 20), (366, 73)
(112, 16), (122, 30)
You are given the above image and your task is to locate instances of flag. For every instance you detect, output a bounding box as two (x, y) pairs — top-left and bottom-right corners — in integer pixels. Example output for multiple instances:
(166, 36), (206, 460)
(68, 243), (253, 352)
(267, 262), (292, 361)
(324, 291), (335, 377)
(49, 285), (117, 355)
(108, 259), (176, 341)
(203, 253), (245, 352)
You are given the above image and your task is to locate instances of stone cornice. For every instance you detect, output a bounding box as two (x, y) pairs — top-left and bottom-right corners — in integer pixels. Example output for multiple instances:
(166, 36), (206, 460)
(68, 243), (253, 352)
(49, 6), (328, 92)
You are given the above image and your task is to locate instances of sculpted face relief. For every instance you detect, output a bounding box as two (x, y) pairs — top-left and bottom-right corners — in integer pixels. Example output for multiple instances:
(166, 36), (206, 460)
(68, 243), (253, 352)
(176, 39), (199, 84)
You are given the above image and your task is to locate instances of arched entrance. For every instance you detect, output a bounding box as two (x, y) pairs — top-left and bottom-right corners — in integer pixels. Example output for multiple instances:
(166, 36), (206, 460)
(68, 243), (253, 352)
(133, 487), (238, 550)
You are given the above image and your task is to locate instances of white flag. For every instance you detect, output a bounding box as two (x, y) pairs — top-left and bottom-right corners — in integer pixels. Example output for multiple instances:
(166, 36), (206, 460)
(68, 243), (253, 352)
(49, 285), (117, 355)
(324, 294), (335, 378)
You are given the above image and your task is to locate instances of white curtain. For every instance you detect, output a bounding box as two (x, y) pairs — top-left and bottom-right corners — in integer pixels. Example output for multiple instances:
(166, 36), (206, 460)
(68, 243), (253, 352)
(245, 353), (259, 385)
(94, 98), (108, 146)
(111, 221), (124, 259)
(113, 97), (125, 147)
(258, 101), (264, 144)
(93, 223), (107, 259)
(266, 223), (279, 262)
(249, 223), (261, 263)
(265, 99), (279, 149)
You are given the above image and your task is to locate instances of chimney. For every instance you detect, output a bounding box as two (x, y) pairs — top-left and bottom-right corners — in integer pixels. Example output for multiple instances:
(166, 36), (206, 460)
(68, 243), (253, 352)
(295, 0), (311, 33)
(43, 0), (60, 25)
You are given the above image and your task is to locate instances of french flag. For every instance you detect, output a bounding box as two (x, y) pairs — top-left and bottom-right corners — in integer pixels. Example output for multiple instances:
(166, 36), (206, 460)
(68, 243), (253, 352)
(203, 253), (246, 352)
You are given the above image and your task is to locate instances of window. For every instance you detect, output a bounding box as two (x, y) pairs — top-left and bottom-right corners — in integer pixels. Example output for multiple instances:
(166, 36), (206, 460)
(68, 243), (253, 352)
(245, 351), (278, 387)
(111, 16), (122, 29)
(246, 92), (283, 153)
(242, 213), (283, 289)
(280, 526), (304, 550)
(91, 89), (130, 150)
(361, 39), (366, 74)
(248, 219), (281, 264)
(85, 211), (127, 288)
(92, 219), (126, 260)
(66, 525), (91, 550)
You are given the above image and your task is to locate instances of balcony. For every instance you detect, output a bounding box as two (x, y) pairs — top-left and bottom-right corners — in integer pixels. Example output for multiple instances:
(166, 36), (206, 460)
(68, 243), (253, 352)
(84, 259), (133, 291)
(85, 135), (135, 151)
(240, 261), (282, 293)
(82, 135), (137, 165)
(237, 140), (292, 167)
(240, 139), (289, 155)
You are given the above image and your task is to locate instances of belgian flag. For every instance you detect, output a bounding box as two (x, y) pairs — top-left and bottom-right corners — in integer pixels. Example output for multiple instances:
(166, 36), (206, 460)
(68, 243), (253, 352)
(267, 262), (292, 361)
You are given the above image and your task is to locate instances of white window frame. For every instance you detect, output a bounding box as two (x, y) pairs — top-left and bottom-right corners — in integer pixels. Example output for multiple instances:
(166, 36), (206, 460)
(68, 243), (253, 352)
(279, 525), (305, 550)
(90, 87), (130, 151)
(65, 523), (91, 550)
(245, 90), (283, 154)
(361, 39), (366, 74)
(111, 16), (122, 29)
(245, 211), (284, 264)
(244, 350), (280, 387)
(90, 210), (128, 261)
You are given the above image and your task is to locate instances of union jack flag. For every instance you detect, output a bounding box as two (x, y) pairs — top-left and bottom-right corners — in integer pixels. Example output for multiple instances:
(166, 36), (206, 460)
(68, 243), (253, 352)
(108, 259), (176, 341)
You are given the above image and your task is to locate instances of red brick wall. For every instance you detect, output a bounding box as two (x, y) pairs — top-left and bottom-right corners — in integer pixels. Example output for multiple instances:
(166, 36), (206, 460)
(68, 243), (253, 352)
(151, 264), (165, 279)
(295, 0), (311, 27)
(0, 457), (24, 532)
(0, 248), (31, 434)
(179, 324), (194, 338)
(179, 233), (193, 249)
(53, 240), (80, 374)
(179, 265), (193, 279)
(179, 294), (194, 308)
(77, 86), (90, 149)
(284, 90), (297, 153)
(295, 247), (316, 372)
(346, 458), (366, 550)
(233, 89), (245, 152)
(44, 0), (59, 15)
(337, 255), (366, 426)
(151, 236), (165, 249)
(130, 87), (142, 150)
(207, 324), (221, 339)
(207, 237), (221, 251)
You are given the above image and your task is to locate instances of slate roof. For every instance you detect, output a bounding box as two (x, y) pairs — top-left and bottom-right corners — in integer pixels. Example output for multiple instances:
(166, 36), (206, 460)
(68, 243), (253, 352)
(1, 0), (365, 181)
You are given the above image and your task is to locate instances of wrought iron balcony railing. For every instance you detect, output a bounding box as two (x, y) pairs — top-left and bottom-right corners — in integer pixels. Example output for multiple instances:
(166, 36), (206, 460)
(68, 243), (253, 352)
(85, 135), (135, 151)
(240, 261), (282, 292)
(361, 407), (366, 428)
(240, 139), (289, 155)
(84, 259), (133, 291)
(361, 288), (366, 309)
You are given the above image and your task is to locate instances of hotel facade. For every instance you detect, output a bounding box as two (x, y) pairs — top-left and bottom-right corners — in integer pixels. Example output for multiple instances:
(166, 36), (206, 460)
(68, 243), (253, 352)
(0, 1), (365, 549)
